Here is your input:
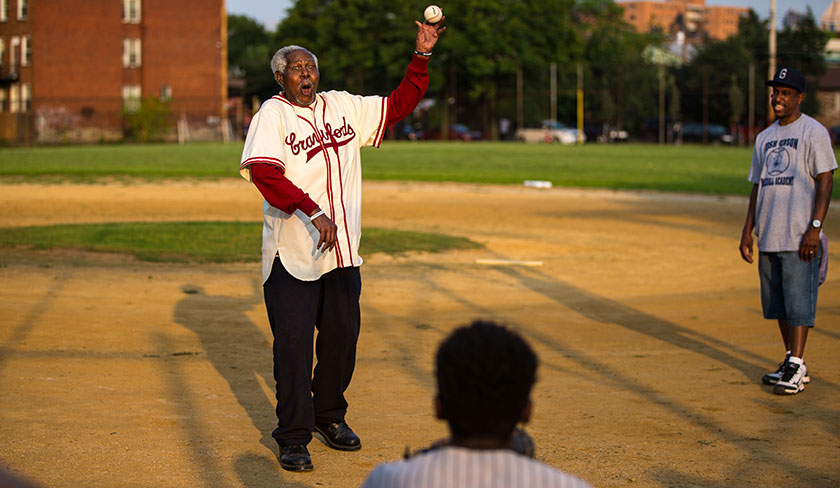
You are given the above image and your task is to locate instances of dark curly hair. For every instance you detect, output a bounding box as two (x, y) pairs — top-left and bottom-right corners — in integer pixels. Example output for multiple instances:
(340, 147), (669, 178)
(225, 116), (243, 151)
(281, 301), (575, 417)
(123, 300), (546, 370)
(435, 320), (538, 441)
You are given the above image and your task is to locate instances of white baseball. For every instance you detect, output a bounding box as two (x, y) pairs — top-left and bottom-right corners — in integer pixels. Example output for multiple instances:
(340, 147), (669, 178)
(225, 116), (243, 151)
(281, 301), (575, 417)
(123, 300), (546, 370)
(424, 5), (443, 24)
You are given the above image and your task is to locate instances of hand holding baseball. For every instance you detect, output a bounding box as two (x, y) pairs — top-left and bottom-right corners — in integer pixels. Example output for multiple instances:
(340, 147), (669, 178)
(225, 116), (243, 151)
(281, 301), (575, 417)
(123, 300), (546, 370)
(415, 6), (446, 53)
(424, 5), (443, 24)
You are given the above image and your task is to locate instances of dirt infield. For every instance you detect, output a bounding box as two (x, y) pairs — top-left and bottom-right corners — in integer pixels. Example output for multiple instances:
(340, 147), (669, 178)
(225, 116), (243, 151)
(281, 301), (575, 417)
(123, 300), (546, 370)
(1, 180), (839, 488)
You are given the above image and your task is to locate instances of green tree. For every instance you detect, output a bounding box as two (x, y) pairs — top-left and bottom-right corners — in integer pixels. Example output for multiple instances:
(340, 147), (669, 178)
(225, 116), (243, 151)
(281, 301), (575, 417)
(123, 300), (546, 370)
(228, 14), (276, 103)
(678, 8), (827, 130)
(123, 97), (172, 142)
(578, 0), (663, 135)
(777, 8), (829, 115)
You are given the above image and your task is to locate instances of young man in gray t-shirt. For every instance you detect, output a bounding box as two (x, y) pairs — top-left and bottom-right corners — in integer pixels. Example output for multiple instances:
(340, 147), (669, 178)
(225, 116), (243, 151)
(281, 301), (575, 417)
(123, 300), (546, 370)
(739, 67), (836, 395)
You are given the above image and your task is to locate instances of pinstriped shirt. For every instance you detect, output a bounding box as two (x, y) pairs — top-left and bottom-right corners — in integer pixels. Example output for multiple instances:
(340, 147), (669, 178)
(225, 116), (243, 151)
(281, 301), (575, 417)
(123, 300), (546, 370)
(360, 447), (592, 488)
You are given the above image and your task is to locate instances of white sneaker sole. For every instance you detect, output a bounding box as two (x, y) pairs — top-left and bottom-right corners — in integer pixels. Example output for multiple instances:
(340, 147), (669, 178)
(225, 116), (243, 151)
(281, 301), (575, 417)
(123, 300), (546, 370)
(773, 381), (805, 395)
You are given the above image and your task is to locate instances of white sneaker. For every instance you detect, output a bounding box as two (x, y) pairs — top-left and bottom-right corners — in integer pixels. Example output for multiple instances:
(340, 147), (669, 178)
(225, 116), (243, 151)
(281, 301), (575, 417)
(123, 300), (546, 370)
(773, 361), (807, 395)
(762, 356), (810, 385)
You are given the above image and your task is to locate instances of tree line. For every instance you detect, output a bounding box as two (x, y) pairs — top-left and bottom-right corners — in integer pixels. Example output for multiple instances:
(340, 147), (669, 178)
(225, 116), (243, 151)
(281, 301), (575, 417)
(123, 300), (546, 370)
(228, 0), (829, 142)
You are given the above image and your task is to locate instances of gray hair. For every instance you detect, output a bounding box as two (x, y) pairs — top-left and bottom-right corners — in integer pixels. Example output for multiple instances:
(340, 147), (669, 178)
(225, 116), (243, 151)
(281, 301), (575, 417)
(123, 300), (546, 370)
(271, 45), (319, 86)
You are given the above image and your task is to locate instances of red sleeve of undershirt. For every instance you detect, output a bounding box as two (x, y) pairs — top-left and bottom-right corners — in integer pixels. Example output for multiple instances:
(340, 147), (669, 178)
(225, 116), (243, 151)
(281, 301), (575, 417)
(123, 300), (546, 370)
(249, 163), (319, 216)
(384, 55), (430, 127)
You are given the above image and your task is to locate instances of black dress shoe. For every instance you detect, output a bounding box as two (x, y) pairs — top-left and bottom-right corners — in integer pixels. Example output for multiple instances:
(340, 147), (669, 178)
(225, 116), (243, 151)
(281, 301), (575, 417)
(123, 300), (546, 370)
(314, 421), (361, 451)
(279, 444), (313, 472)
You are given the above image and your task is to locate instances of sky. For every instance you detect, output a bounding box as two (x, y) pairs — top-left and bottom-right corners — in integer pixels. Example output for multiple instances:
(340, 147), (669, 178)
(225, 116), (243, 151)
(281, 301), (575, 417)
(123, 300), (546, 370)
(226, 0), (836, 30)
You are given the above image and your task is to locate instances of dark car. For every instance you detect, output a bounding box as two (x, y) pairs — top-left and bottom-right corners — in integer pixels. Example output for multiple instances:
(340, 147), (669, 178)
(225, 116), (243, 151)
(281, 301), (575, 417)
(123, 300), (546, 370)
(829, 125), (840, 146)
(584, 122), (628, 143)
(681, 123), (733, 144)
(425, 123), (483, 141)
(449, 123), (483, 141)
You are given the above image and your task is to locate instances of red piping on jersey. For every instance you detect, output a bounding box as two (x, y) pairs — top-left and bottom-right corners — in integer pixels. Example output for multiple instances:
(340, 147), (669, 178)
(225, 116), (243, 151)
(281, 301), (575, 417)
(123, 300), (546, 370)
(296, 101), (344, 268)
(274, 93), (345, 267)
(323, 100), (355, 267)
(241, 156), (286, 173)
(374, 98), (388, 147)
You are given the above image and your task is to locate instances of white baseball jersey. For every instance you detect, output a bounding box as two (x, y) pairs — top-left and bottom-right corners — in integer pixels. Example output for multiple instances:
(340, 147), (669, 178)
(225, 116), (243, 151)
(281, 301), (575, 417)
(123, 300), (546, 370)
(240, 91), (388, 282)
(360, 446), (593, 488)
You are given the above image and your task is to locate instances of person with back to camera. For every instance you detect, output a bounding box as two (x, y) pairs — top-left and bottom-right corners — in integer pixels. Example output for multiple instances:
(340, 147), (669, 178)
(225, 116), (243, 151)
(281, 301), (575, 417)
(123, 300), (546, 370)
(360, 320), (593, 488)
(739, 67), (836, 395)
(238, 15), (446, 472)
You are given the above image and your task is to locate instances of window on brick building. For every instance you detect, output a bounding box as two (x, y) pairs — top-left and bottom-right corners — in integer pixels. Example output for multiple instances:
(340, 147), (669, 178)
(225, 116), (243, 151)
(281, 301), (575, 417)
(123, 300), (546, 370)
(21, 35), (30, 66)
(122, 84), (141, 112)
(21, 82), (29, 112)
(122, 38), (141, 68)
(0, 38), (5, 66)
(9, 83), (19, 112)
(123, 0), (141, 23)
(0, 0), (8, 22)
(10, 36), (18, 69)
(17, 0), (26, 20)
(0, 88), (6, 112)
(160, 85), (171, 101)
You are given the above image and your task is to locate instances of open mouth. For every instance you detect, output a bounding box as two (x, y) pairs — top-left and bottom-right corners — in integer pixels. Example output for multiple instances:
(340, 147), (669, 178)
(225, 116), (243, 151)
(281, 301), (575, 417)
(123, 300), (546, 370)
(300, 82), (313, 97)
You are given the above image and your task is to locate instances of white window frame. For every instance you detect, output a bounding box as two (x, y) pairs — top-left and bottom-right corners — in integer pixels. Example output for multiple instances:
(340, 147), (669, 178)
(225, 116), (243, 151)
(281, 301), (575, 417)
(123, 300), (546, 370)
(16, 0), (26, 20)
(21, 34), (30, 66)
(122, 0), (141, 23)
(0, 0), (8, 22)
(160, 84), (171, 101)
(9, 83), (19, 112)
(10, 35), (19, 69)
(21, 81), (30, 112)
(122, 38), (141, 68)
(122, 84), (141, 112)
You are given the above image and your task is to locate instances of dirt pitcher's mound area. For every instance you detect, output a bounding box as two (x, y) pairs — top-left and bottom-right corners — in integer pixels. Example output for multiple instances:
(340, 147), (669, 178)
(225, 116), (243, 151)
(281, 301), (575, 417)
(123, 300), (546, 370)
(1, 180), (839, 488)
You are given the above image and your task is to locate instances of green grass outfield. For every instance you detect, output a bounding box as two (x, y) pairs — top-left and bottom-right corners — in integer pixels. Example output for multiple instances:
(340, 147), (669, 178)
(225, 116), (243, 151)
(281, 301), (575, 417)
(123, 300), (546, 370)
(0, 141), (810, 196)
(0, 222), (480, 263)
(2, 141), (835, 262)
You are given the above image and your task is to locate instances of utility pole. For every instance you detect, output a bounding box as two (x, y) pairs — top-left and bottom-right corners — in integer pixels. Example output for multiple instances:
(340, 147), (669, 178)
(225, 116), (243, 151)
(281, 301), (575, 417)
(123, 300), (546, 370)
(749, 62), (755, 146)
(768, 0), (777, 124)
(658, 64), (665, 145)
(550, 62), (557, 124)
(702, 65), (709, 144)
(517, 64), (523, 133)
(577, 63), (584, 144)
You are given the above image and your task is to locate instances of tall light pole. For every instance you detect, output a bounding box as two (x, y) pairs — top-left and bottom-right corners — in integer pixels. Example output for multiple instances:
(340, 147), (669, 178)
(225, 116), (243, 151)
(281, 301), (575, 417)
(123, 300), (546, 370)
(768, 0), (777, 123)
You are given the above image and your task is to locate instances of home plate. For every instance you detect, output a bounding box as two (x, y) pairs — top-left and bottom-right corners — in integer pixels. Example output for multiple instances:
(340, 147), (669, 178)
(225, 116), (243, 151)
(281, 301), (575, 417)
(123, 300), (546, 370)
(475, 259), (543, 267)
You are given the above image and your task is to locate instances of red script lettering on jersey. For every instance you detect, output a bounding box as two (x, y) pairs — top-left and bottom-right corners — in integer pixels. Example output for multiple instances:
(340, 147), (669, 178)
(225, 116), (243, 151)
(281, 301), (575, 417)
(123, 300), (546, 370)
(285, 117), (357, 163)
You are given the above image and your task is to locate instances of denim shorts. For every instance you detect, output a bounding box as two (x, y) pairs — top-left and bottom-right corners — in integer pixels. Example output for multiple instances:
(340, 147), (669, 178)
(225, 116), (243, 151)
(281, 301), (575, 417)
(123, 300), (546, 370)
(758, 250), (820, 327)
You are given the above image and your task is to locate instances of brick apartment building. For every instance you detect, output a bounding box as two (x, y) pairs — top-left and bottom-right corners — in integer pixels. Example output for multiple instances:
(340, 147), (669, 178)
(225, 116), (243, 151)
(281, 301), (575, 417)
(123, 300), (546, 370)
(0, 0), (227, 144)
(618, 0), (748, 40)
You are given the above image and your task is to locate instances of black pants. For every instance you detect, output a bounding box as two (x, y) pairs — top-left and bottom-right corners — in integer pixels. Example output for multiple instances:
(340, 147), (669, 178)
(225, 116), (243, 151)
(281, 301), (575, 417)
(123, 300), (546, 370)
(263, 257), (362, 446)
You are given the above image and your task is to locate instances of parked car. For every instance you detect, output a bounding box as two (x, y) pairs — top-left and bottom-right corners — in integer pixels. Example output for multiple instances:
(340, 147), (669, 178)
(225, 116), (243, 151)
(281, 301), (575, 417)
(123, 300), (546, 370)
(584, 122), (628, 143)
(681, 123), (733, 144)
(450, 123), (483, 141)
(425, 123), (483, 141)
(515, 120), (583, 144)
(398, 123), (423, 141)
(829, 125), (840, 146)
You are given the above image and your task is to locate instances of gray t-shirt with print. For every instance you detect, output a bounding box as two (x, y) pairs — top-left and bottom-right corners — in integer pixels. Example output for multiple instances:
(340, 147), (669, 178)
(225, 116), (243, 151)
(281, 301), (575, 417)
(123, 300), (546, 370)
(748, 113), (837, 252)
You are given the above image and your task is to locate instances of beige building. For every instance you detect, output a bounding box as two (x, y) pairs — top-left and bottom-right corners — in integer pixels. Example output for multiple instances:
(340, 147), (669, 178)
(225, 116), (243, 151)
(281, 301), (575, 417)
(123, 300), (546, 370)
(821, 0), (840, 32)
(618, 0), (748, 40)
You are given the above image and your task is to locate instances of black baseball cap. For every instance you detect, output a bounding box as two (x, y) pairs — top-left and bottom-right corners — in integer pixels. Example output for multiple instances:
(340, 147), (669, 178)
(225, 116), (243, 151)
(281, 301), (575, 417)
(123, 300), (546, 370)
(765, 67), (805, 93)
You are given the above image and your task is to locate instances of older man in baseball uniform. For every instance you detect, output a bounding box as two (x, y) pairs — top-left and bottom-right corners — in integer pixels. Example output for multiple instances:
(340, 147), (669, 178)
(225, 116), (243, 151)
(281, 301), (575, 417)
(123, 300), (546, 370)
(739, 67), (836, 395)
(239, 19), (445, 471)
